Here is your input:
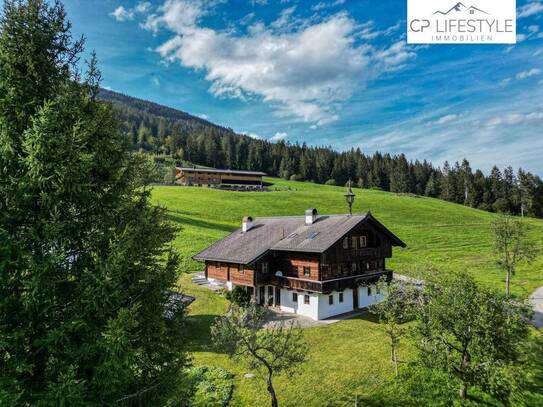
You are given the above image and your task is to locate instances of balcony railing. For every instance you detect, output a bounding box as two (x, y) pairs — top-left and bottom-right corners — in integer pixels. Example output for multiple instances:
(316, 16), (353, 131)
(259, 270), (392, 293)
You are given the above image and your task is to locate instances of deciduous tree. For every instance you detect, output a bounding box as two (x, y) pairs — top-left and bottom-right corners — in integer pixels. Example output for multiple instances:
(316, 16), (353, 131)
(370, 279), (421, 376)
(211, 304), (307, 407)
(416, 272), (532, 402)
(492, 215), (538, 295)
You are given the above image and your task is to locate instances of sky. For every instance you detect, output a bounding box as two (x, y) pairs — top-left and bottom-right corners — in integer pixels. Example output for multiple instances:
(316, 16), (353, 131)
(53, 1), (543, 174)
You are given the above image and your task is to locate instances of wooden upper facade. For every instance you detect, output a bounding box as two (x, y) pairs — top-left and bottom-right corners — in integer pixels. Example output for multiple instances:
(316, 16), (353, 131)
(176, 167), (266, 188)
(195, 210), (405, 294)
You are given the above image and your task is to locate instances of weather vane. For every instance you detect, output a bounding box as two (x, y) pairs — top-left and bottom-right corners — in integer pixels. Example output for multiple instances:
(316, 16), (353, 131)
(344, 179), (356, 215)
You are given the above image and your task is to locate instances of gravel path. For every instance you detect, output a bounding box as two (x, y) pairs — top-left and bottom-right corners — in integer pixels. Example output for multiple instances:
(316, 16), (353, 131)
(530, 286), (543, 329)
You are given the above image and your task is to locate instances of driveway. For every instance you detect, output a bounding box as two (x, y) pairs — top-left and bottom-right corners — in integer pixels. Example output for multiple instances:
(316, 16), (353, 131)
(263, 308), (368, 329)
(530, 286), (543, 329)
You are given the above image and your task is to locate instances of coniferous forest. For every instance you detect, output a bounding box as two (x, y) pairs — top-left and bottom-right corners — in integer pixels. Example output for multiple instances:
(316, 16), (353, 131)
(101, 89), (543, 219)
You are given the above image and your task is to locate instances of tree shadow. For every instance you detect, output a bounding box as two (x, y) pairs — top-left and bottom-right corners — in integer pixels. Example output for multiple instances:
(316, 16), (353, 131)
(166, 212), (236, 233)
(183, 314), (228, 353)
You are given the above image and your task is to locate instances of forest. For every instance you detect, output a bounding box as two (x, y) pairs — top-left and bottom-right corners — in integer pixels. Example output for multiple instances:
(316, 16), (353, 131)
(100, 89), (543, 219)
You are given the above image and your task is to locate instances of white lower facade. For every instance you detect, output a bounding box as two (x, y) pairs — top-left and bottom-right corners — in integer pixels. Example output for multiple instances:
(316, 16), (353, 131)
(212, 279), (385, 321)
(254, 284), (385, 321)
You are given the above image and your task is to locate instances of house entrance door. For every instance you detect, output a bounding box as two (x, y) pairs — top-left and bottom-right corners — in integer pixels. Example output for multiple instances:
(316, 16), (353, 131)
(274, 287), (281, 307)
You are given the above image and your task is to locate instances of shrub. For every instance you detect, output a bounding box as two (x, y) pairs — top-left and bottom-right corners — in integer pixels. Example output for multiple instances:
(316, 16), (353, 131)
(176, 366), (234, 407)
(325, 179), (337, 186)
(225, 286), (252, 307)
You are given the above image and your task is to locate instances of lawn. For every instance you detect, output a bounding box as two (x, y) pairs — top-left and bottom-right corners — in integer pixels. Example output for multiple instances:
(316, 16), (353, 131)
(152, 178), (543, 406)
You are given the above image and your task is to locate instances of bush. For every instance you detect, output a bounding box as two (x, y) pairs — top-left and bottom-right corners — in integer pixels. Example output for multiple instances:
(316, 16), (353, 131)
(225, 286), (252, 307)
(176, 366), (234, 407)
(325, 179), (337, 186)
(289, 174), (303, 181)
(367, 363), (458, 406)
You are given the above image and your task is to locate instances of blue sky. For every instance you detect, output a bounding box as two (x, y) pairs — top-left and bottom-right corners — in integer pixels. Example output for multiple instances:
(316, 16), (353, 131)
(59, 0), (543, 174)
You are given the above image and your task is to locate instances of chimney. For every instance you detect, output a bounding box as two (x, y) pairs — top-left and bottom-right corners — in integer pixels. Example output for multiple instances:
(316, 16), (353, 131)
(242, 216), (254, 233)
(305, 208), (318, 225)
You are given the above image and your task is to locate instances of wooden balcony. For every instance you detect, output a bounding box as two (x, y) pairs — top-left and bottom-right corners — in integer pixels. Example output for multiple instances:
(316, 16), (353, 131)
(259, 270), (392, 294)
(334, 247), (391, 261)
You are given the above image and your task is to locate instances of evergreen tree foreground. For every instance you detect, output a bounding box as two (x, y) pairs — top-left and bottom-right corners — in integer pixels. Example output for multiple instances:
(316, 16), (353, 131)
(0, 1), (187, 405)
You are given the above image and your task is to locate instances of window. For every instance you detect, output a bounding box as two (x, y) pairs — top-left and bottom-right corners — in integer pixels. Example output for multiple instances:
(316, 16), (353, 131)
(261, 262), (269, 273)
(268, 286), (274, 297)
(329, 295), (334, 305)
(351, 236), (358, 248)
(367, 286), (372, 296)
(303, 266), (311, 276)
(339, 292), (344, 303)
(343, 238), (349, 249)
(360, 236), (368, 248)
(304, 295), (310, 304)
(292, 293), (298, 302)
(352, 262), (357, 272)
(308, 231), (319, 240)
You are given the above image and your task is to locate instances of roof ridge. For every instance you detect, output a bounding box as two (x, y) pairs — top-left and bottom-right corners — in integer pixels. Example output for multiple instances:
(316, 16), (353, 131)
(255, 213), (367, 219)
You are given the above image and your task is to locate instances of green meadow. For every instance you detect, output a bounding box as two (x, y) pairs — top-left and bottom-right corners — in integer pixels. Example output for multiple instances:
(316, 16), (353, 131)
(151, 178), (543, 406)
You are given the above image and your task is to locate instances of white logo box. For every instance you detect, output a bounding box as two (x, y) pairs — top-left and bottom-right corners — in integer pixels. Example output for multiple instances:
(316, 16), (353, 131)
(407, 0), (517, 44)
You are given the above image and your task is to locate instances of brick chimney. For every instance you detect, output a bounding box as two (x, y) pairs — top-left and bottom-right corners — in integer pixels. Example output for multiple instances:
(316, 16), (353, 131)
(242, 216), (254, 233)
(305, 208), (318, 225)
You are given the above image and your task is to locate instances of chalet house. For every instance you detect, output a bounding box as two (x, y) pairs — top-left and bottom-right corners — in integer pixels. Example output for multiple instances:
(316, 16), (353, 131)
(176, 167), (266, 190)
(193, 209), (406, 320)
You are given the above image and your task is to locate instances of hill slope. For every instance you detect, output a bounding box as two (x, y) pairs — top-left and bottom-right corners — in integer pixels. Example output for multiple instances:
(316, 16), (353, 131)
(99, 88), (232, 132)
(152, 179), (543, 406)
(154, 178), (543, 297)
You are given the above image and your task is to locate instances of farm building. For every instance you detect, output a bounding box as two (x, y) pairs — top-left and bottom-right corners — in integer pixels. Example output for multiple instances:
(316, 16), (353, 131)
(176, 167), (266, 190)
(193, 208), (406, 320)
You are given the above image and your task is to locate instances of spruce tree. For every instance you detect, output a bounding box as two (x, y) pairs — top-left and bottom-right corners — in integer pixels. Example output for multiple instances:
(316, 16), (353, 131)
(0, 1), (187, 404)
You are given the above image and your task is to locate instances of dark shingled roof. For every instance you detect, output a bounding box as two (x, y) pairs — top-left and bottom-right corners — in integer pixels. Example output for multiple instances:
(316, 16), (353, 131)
(193, 213), (406, 265)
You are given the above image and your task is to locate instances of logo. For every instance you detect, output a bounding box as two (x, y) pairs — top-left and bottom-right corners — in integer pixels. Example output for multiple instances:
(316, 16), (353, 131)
(408, 0), (516, 44)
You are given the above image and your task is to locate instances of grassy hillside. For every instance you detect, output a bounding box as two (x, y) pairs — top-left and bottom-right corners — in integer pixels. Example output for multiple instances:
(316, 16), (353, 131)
(151, 178), (543, 406)
(153, 177), (543, 297)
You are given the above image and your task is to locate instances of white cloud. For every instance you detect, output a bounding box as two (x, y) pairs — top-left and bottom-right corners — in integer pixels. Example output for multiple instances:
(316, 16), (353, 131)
(270, 132), (288, 141)
(242, 131), (263, 139)
(429, 114), (460, 126)
(110, 2), (153, 22)
(518, 1), (543, 18)
(312, 0), (346, 12)
(517, 24), (540, 42)
(358, 20), (401, 40)
(516, 68), (541, 79)
(145, 1), (414, 125)
(485, 112), (543, 127)
(198, 113), (209, 120)
(110, 6), (134, 22)
(136, 2), (152, 13)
